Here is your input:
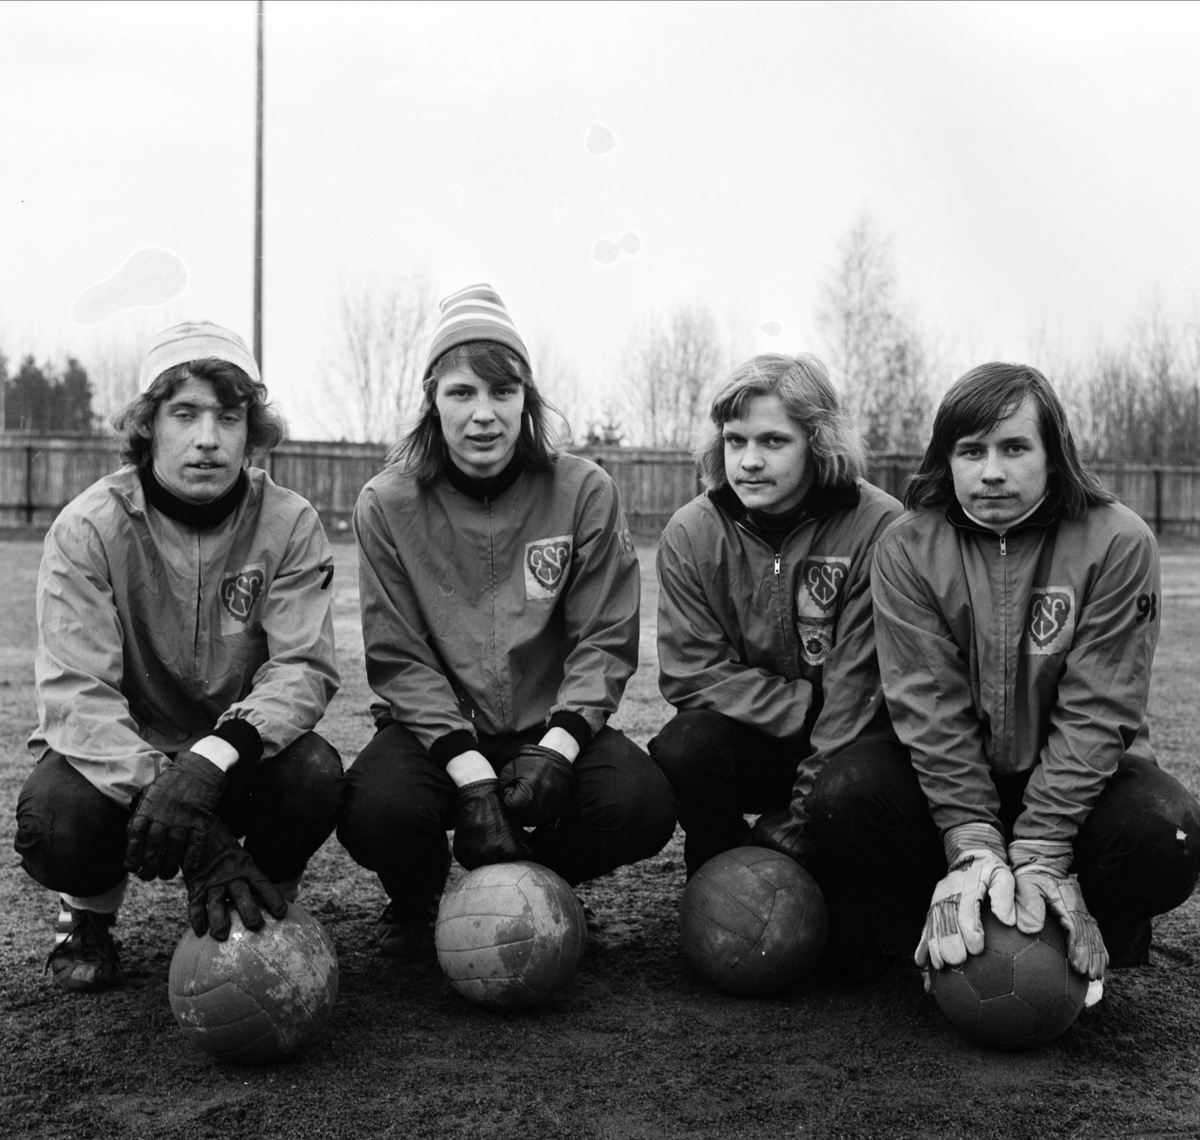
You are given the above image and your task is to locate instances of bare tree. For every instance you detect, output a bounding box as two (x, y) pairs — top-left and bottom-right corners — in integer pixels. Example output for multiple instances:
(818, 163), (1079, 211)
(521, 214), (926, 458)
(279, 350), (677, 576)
(322, 273), (434, 442)
(621, 303), (724, 447)
(85, 335), (143, 425)
(818, 212), (935, 454)
(529, 332), (584, 444)
(1067, 304), (1200, 462)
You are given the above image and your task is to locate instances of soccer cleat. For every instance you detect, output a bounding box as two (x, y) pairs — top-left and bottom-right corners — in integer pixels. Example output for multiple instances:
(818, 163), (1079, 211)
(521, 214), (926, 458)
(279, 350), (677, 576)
(372, 899), (438, 958)
(46, 905), (121, 992)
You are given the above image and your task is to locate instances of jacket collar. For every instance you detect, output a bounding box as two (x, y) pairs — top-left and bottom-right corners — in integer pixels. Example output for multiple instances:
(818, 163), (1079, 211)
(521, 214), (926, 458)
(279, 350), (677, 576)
(945, 495), (1058, 536)
(444, 453), (524, 502)
(139, 465), (248, 530)
(710, 478), (861, 531)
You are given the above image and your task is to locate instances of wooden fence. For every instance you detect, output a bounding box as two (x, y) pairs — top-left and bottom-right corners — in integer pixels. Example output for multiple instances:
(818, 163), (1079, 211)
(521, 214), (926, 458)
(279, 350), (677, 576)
(3, 434), (1200, 538)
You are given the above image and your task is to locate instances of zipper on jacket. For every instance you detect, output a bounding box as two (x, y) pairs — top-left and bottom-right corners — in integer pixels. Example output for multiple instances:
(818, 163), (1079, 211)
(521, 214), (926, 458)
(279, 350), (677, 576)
(732, 517), (797, 674)
(484, 496), (507, 727)
(1000, 534), (1007, 556)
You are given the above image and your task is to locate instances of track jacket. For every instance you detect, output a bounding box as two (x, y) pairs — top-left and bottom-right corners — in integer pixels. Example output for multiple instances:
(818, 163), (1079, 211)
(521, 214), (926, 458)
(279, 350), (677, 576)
(656, 478), (903, 797)
(871, 498), (1160, 845)
(30, 466), (340, 807)
(354, 453), (640, 763)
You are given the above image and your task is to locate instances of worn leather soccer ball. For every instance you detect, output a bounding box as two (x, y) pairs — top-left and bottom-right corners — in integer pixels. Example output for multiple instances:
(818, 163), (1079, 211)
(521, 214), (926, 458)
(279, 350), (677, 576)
(931, 905), (1088, 1050)
(435, 861), (587, 1009)
(680, 846), (829, 996)
(169, 904), (338, 1065)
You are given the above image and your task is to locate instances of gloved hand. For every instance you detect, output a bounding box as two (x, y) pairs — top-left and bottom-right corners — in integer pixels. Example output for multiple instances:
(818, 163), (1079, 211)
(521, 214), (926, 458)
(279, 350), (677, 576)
(124, 750), (228, 881)
(916, 822), (1016, 971)
(499, 745), (574, 825)
(1010, 838), (1108, 980)
(453, 779), (534, 870)
(182, 819), (287, 940)
(749, 803), (817, 864)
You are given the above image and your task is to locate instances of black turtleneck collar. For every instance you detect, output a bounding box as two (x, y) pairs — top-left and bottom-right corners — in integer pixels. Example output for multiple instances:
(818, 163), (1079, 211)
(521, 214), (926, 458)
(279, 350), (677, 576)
(945, 494), (1058, 536)
(443, 453), (524, 502)
(711, 479), (861, 552)
(140, 465), (249, 530)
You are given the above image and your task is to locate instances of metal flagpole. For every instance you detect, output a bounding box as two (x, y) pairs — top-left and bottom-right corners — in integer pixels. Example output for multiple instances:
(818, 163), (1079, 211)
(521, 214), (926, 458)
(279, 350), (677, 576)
(253, 0), (264, 374)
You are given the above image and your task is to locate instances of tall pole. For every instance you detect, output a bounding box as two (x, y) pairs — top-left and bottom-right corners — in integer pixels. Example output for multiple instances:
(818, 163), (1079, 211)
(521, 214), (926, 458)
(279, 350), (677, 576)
(253, 0), (264, 374)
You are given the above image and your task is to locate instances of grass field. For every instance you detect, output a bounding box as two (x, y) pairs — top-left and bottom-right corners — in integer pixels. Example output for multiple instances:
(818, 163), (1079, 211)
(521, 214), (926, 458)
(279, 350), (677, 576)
(2, 534), (1200, 1139)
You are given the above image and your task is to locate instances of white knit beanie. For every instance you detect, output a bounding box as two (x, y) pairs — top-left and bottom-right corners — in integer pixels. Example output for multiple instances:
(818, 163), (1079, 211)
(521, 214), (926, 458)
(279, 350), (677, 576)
(423, 283), (531, 379)
(138, 320), (261, 391)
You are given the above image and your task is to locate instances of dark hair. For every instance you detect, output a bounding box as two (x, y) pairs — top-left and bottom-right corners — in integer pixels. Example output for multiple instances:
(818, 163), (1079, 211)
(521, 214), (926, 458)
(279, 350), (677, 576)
(904, 361), (1114, 518)
(111, 358), (286, 470)
(389, 341), (561, 483)
(695, 353), (866, 491)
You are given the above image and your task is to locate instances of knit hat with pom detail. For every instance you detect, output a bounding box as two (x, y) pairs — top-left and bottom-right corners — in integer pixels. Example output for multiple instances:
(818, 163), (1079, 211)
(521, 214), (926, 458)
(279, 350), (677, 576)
(423, 283), (530, 379)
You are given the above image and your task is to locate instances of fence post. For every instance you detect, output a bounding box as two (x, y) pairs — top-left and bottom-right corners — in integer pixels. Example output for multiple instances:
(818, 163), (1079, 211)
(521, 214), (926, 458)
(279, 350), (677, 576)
(1154, 468), (1163, 535)
(24, 443), (34, 525)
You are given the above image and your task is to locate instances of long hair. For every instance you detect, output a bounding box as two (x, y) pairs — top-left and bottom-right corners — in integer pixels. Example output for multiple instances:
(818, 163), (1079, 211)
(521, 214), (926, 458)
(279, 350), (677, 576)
(111, 359), (285, 470)
(695, 353), (866, 492)
(389, 341), (562, 483)
(904, 361), (1114, 518)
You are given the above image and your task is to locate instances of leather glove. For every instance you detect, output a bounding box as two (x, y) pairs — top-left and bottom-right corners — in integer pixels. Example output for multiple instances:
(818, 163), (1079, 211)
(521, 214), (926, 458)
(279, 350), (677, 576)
(1010, 838), (1108, 980)
(182, 819), (287, 940)
(916, 822), (1017, 971)
(124, 750), (228, 881)
(499, 745), (574, 825)
(749, 803), (817, 865)
(453, 779), (534, 870)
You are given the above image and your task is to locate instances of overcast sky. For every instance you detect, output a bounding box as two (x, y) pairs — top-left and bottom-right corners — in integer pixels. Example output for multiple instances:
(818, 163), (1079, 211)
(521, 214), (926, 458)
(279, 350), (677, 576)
(3, 0), (1199, 438)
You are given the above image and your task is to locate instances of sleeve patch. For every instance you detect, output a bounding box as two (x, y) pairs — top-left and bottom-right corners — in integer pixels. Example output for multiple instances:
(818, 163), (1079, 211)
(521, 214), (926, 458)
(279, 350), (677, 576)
(1024, 586), (1076, 655)
(524, 535), (573, 600)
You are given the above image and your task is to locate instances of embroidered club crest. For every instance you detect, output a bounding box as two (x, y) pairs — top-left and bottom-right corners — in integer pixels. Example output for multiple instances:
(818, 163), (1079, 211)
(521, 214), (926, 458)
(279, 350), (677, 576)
(796, 557), (849, 618)
(1024, 587), (1075, 655)
(220, 567), (265, 624)
(524, 535), (573, 600)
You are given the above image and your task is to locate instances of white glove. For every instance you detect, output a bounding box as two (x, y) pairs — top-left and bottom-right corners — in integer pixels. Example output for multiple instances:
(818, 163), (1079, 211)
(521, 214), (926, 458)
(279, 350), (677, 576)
(916, 822), (1016, 971)
(1009, 838), (1108, 981)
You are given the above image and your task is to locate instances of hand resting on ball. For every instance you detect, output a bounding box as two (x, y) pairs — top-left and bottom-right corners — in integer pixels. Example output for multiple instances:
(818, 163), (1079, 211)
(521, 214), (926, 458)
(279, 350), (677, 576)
(499, 744), (574, 825)
(453, 779), (534, 869)
(182, 819), (287, 940)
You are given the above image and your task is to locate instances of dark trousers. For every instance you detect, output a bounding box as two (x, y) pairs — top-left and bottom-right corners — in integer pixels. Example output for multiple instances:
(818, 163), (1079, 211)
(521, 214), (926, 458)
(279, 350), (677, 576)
(336, 721), (678, 913)
(14, 732), (345, 898)
(649, 709), (1200, 965)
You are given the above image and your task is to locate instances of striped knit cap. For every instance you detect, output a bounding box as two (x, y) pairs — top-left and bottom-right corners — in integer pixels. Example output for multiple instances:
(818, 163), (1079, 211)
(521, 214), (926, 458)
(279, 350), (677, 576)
(138, 320), (261, 391)
(423, 283), (531, 379)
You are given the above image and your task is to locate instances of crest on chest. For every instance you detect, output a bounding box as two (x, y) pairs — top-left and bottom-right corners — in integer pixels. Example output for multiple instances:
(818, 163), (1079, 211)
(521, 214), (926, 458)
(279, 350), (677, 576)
(1024, 586), (1075, 655)
(794, 556), (849, 667)
(219, 563), (266, 631)
(524, 535), (573, 600)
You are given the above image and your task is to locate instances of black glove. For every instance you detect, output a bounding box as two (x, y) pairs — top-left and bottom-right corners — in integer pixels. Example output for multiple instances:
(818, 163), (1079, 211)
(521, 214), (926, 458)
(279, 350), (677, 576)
(749, 805), (817, 865)
(124, 750), (228, 881)
(499, 745), (574, 825)
(453, 779), (534, 870)
(182, 819), (288, 940)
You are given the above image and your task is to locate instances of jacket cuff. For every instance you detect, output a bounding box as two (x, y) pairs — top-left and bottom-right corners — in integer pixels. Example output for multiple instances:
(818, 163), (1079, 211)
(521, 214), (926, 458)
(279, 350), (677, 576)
(430, 729), (479, 767)
(212, 718), (264, 766)
(548, 711), (593, 750)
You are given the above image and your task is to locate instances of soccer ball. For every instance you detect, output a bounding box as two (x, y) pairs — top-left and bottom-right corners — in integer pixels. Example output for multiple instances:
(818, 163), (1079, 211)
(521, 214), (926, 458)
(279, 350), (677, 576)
(931, 906), (1089, 1049)
(168, 904), (338, 1065)
(680, 846), (829, 996)
(435, 861), (587, 1009)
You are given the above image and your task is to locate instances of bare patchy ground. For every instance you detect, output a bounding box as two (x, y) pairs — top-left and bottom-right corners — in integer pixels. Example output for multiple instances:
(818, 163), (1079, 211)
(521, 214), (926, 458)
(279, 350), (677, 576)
(3, 534), (1200, 1139)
